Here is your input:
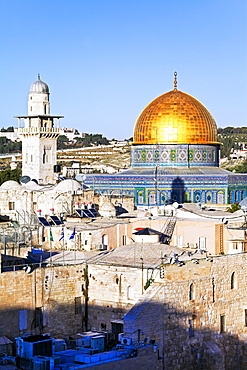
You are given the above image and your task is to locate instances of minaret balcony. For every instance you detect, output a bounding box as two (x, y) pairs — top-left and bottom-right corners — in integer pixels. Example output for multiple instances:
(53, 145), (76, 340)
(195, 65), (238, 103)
(18, 127), (61, 134)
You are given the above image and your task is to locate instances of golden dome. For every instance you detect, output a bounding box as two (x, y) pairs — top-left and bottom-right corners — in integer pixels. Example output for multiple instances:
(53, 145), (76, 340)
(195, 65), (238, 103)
(133, 90), (219, 145)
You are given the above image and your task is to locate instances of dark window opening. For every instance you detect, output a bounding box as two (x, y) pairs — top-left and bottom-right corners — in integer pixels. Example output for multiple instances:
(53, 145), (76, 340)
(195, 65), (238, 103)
(35, 307), (43, 328)
(75, 297), (82, 315)
(189, 283), (194, 300)
(188, 319), (194, 337)
(220, 314), (226, 333)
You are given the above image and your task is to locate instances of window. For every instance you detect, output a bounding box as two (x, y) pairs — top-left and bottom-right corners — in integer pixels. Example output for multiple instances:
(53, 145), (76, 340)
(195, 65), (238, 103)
(75, 297), (82, 315)
(122, 235), (127, 246)
(189, 283), (195, 300)
(231, 272), (237, 289)
(30, 155), (33, 163)
(245, 310), (247, 327)
(35, 307), (43, 328)
(199, 237), (206, 250)
(148, 192), (156, 205)
(212, 277), (215, 303)
(127, 286), (133, 300)
(137, 191), (144, 204)
(102, 234), (108, 248)
(19, 310), (28, 330)
(9, 202), (15, 210)
(220, 314), (226, 333)
(188, 319), (194, 337)
(177, 235), (183, 247)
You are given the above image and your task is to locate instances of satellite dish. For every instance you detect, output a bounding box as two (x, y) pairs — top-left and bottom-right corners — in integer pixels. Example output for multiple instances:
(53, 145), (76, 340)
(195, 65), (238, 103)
(20, 175), (31, 184)
(23, 265), (32, 274)
(173, 202), (179, 209)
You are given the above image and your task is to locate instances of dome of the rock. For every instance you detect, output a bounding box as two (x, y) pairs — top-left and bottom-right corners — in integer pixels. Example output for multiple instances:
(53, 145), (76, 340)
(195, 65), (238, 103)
(133, 90), (219, 145)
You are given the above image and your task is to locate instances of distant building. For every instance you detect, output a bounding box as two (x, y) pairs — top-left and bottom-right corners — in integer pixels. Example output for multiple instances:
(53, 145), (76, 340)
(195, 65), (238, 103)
(60, 127), (85, 141)
(0, 128), (20, 141)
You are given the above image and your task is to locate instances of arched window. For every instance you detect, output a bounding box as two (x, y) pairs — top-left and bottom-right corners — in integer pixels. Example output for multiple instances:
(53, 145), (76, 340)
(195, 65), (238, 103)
(184, 191), (190, 203)
(189, 283), (195, 300)
(171, 190), (178, 202)
(160, 191), (167, 205)
(137, 190), (144, 205)
(102, 234), (108, 249)
(231, 272), (237, 289)
(206, 191), (212, 203)
(194, 191), (201, 203)
(148, 191), (156, 205)
(217, 191), (224, 204)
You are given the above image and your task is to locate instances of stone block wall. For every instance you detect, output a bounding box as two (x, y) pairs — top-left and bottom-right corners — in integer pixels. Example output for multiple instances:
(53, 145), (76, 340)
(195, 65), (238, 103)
(0, 264), (86, 341)
(124, 254), (247, 369)
(2, 251), (247, 368)
(87, 264), (143, 331)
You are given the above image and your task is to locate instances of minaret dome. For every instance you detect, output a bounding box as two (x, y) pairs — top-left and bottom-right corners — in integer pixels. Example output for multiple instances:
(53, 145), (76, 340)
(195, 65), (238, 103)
(28, 74), (50, 116)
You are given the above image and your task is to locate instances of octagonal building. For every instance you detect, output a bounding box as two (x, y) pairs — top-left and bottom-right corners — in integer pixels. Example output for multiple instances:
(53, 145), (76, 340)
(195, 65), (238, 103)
(80, 74), (247, 206)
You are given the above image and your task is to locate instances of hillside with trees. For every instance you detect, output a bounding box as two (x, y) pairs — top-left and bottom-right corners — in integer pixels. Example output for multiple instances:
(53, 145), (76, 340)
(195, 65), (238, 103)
(218, 127), (247, 158)
(57, 133), (109, 149)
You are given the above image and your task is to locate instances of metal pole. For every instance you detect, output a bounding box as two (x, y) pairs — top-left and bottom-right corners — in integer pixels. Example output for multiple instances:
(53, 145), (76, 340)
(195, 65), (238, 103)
(140, 257), (144, 294)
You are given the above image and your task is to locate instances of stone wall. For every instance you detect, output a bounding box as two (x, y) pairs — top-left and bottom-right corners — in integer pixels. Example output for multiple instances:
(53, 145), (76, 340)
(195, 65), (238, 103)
(0, 261), (143, 342)
(2, 251), (247, 368)
(124, 254), (247, 369)
(86, 264), (143, 331)
(0, 264), (85, 341)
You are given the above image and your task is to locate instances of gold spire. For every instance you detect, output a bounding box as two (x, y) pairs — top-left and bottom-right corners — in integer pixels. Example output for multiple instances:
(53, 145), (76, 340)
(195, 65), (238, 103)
(174, 71), (177, 91)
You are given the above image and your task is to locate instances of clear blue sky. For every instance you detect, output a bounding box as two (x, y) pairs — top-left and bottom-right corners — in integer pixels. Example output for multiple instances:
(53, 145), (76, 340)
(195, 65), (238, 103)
(0, 0), (246, 140)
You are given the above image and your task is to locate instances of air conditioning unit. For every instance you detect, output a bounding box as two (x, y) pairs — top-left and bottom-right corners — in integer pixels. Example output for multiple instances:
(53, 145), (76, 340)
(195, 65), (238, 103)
(118, 333), (124, 342)
(121, 337), (132, 345)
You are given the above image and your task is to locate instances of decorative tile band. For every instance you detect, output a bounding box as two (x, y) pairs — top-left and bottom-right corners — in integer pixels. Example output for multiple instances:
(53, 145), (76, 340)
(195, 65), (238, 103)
(131, 144), (220, 167)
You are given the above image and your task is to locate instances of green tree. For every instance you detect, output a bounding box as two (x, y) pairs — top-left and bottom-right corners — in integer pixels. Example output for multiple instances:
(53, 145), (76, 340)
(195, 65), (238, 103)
(226, 203), (241, 213)
(57, 135), (70, 149)
(234, 161), (247, 173)
(0, 168), (22, 186)
(0, 126), (14, 132)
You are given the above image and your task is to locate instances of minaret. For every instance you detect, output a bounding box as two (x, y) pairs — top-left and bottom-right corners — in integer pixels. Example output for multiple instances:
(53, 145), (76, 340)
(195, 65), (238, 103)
(15, 75), (63, 184)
